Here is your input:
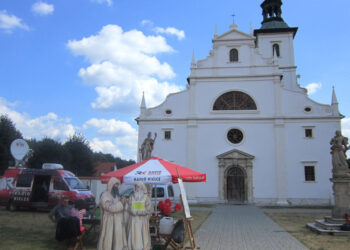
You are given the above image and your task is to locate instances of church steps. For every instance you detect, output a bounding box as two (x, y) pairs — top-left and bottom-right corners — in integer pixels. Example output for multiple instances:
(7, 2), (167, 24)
(306, 223), (350, 236)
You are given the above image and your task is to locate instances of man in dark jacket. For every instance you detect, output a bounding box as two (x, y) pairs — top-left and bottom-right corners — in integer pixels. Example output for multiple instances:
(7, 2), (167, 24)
(49, 198), (80, 241)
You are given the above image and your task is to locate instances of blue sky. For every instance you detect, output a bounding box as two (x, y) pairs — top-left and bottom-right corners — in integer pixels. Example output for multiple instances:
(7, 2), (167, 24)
(1, 0), (350, 160)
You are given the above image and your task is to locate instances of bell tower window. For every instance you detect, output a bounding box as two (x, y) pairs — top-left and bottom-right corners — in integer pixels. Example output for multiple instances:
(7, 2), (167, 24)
(273, 44), (280, 57)
(229, 49), (239, 62)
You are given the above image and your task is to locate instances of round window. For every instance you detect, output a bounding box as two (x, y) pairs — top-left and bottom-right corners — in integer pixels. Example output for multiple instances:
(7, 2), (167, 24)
(227, 129), (243, 144)
(304, 107), (312, 112)
(165, 109), (172, 115)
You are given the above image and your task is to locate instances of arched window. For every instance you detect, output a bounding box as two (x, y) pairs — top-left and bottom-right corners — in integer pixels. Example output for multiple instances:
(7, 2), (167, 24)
(229, 48), (239, 62)
(213, 91), (257, 110)
(273, 44), (280, 57)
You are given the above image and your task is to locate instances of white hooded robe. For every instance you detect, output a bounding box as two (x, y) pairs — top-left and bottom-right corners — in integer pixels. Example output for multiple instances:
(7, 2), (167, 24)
(127, 182), (152, 250)
(98, 178), (127, 250)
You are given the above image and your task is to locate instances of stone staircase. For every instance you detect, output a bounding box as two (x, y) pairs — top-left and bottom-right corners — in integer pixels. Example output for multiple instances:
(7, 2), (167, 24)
(307, 216), (350, 236)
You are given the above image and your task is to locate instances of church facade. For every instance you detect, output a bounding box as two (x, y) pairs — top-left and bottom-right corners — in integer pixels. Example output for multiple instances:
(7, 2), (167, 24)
(137, 1), (343, 205)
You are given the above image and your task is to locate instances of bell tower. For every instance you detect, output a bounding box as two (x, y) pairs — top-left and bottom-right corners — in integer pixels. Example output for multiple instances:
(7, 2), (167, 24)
(254, 0), (299, 91)
(261, 0), (285, 26)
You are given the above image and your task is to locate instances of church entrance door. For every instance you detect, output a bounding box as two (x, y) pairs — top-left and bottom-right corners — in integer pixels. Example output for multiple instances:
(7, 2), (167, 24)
(217, 149), (254, 203)
(226, 167), (245, 202)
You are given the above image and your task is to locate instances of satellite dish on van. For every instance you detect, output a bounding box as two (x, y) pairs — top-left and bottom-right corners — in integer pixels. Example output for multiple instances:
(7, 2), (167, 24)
(10, 139), (29, 161)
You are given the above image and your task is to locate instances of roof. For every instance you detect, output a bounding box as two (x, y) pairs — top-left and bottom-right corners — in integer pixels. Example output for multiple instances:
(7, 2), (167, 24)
(254, 27), (298, 38)
(93, 162), (117, 177)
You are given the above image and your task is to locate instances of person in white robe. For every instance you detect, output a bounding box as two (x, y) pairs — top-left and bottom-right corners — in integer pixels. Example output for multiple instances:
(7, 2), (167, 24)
(127, 181), (152, 250)
(98, 177), (127, 250)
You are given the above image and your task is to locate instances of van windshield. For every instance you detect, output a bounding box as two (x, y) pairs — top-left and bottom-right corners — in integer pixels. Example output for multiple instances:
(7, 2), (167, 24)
(64, 177), (86, 190)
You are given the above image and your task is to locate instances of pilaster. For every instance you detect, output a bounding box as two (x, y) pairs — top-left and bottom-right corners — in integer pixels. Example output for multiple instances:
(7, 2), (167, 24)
(274, 119), (288, 205)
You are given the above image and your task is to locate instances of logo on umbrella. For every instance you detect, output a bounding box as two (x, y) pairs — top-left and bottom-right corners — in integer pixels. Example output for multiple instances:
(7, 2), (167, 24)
(135, 171), (147, 175)
(148, 171), (161, 175)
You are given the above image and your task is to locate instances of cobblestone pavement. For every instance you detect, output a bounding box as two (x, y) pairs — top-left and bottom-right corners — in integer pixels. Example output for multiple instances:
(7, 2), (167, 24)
(191, 204), (308, 250)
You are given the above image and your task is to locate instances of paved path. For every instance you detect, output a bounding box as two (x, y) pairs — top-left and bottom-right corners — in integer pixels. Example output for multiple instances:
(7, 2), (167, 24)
(190, 205), (308, 250)
(262, 208), (331, 214)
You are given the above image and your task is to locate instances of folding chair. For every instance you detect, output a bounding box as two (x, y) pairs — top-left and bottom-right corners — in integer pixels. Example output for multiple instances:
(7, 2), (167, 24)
(160, 234), (184, 250)
(72, 209), (86, 250)
(72, 226), (85, 250)
(160, 219), (185, 250)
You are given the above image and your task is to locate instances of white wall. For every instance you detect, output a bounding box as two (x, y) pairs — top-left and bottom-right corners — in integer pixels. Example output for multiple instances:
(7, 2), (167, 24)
(137, 23), (342, 205)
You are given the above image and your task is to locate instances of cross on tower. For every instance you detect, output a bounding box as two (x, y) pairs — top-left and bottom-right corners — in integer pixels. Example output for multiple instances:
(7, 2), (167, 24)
(232, 13), (236, 24)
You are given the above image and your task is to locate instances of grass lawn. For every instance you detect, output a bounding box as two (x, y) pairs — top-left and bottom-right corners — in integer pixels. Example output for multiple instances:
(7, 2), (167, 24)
(0, 206), (211, 250)
(171, 208), (212, 239)
(265, 211), (350, 250)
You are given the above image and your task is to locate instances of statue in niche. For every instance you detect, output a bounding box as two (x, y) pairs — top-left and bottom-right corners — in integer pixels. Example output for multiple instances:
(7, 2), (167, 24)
(139, 132), (157, 161)
(330, 130), (349, 169)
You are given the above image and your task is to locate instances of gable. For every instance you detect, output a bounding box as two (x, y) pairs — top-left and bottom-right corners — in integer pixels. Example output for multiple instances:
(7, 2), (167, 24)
(216, 149), (255, 160)
(214, 27), (254, 42)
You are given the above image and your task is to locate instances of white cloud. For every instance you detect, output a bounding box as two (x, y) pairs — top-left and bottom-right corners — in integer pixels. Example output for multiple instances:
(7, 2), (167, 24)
(32, 2), (54, 16)
(0, 10), (29, 32)
(141, 20), (185, 40)
(305, 82), (322, 95)
(154, 27), (185, 40)
(67, 24), (182, 112)
(89, 138), (122, 157)
(91, 0), (113, 6)
(83, 118), (136, 136)
(84, 118), (138, 159)
(0, 97), (76, 141)
(141, 20), (153, 27)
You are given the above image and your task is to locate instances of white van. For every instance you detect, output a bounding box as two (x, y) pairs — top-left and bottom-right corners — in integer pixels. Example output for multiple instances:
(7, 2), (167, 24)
(0, 163), (95, 211)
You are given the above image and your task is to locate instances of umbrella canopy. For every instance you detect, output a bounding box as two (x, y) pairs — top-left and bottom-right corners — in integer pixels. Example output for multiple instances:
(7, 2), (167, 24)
(101, 157), (206, 184)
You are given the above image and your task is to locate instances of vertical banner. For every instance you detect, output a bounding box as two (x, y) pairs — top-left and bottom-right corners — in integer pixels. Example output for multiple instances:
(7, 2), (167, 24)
(178, 178), (191, 218)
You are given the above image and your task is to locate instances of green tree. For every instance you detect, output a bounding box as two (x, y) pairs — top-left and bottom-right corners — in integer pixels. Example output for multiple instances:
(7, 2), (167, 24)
(92, 151), (135, 169)
(64, 134), (94, 176)
(27, 138), (69, 169)
(0, 115), (23, 174)
(92, 152), (116, 163)
(115, 157), (135, 169)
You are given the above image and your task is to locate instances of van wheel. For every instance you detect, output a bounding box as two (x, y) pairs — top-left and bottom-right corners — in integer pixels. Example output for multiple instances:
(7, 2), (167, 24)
(7, 200), (17, 212)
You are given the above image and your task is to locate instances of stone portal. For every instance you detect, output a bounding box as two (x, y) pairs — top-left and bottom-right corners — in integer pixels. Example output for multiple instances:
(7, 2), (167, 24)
(217, 149), (254, 203)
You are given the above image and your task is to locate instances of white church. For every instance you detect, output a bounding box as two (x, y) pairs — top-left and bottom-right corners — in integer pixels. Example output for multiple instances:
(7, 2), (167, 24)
(137, 0), (343, 205)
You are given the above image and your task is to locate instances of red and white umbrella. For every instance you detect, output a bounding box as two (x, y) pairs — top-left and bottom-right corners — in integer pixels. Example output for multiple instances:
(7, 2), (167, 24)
(101, 157), (206, 184)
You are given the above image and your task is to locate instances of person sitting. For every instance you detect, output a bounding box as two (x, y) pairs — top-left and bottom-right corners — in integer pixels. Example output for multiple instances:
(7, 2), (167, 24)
(49, 198), (72, 224)
(70, 201), (86, 227)
(49, 198), (81, 242)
